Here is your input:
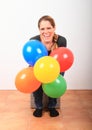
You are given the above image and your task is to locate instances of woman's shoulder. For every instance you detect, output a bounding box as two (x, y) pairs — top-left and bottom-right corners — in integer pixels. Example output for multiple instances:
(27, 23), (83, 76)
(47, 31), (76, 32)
(58, 35), (67, 42)
(29, 35), (40, 41)
(57, 35), (67, 47)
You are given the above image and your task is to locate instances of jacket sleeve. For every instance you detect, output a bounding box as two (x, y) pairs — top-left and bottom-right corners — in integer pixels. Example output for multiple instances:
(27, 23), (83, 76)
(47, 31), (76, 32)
(57, 35), (67, 47)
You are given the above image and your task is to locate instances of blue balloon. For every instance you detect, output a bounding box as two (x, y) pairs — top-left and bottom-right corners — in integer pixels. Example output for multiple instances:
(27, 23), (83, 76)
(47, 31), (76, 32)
(22, 40), (48, 66)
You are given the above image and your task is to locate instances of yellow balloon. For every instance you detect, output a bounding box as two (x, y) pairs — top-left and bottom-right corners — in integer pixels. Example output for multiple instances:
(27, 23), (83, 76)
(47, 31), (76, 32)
(34, 56), (60, 83)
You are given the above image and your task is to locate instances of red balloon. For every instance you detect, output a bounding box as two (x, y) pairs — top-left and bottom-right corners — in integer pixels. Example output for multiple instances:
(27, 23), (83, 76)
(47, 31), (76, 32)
(50, 47), (74, 72)
(15, 67), (41, 93)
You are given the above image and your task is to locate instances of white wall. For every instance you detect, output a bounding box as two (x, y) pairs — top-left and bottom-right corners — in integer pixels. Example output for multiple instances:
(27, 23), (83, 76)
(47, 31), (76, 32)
(0, 0), (92, 90)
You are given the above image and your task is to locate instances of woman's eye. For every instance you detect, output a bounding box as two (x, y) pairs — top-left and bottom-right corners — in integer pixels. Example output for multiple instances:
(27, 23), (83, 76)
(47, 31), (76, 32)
(40, 27), (52, 31)
(47, 27), (51, 30)
(40, 28), (44, 31)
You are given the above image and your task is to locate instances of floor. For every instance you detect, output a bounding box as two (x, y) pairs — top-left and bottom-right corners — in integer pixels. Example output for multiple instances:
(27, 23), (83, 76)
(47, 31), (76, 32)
(0, 90), (92, 130)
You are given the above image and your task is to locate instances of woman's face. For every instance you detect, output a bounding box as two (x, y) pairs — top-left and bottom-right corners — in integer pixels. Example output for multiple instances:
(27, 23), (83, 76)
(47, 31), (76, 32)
(39, 20), (55, 43)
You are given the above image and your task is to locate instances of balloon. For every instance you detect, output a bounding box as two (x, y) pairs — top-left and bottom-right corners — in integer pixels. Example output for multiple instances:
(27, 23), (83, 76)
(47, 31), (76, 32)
(50, 47), (74, 72)
(42, 74), (67, 98)
(22, 40), (48, 66)
(34, 56), (60, 83)
(15, 67), (41, 93)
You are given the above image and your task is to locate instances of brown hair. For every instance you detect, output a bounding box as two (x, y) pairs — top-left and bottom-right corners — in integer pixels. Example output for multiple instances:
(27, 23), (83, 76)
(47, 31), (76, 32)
(38, 15), (55, 28)
(38, 15), (58, 43)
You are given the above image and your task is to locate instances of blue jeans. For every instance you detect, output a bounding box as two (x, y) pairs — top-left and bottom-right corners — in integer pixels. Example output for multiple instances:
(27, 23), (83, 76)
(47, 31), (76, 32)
(33, 72), (64, 109)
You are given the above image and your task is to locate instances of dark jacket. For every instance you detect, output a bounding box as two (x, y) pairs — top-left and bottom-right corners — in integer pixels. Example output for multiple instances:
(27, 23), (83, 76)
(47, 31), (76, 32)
(30, 35), (67, 48)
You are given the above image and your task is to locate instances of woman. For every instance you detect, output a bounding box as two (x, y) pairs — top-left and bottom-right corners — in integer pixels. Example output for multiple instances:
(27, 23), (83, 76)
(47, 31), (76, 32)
(30, 15), (67, 117)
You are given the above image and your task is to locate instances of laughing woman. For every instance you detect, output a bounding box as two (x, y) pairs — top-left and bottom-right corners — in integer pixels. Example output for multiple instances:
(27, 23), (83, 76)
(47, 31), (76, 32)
(30, 15), (67, 117)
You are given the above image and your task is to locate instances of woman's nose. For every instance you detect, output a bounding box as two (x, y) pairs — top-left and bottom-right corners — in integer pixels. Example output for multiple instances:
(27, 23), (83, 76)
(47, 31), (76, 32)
(44, 29), (48, 33)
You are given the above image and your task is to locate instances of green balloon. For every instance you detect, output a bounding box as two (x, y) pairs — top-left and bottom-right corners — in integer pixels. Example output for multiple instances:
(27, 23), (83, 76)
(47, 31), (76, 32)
(42, 74), (67, 98)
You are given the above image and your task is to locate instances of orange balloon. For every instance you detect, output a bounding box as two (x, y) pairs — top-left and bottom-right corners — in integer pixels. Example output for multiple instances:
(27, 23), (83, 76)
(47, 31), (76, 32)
(15, 67), (41, 93)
